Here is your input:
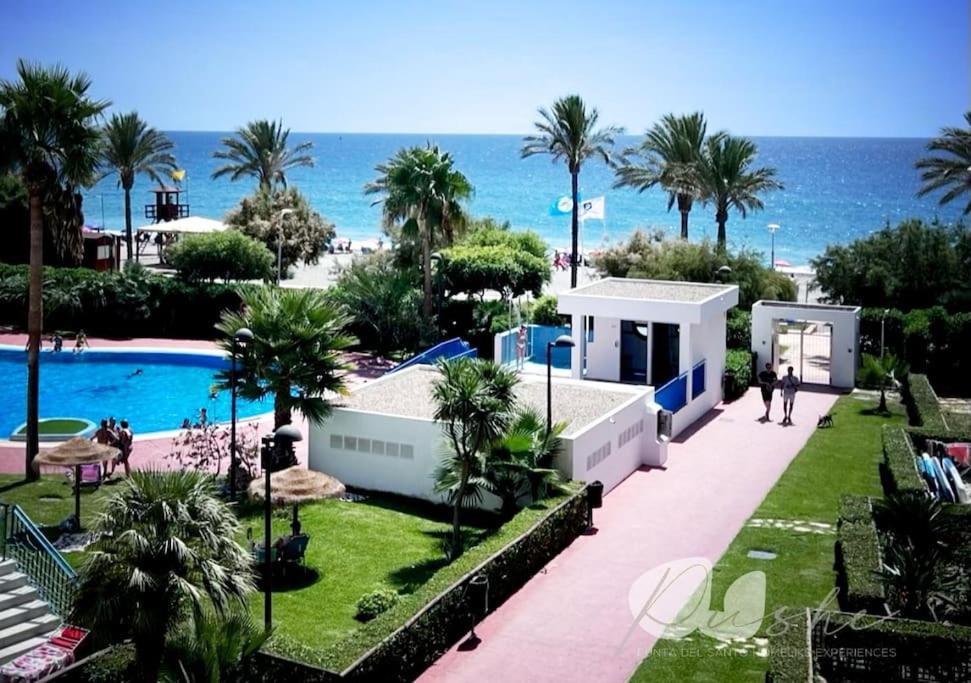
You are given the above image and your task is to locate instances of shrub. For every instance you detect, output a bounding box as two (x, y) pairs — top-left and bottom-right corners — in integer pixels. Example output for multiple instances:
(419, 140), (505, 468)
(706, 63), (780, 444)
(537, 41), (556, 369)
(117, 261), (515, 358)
(836, 496), (886, 613)
(530, 295), (562, 327)
(726, 308), (751, 350)
(882, 425), (924, 495)
(765, 607), (812, 683)
(459, 220), (547, 259)
(901, 373), (947, 430)
(723, 349), (753, 400)
(811, 218), (971, 311)
(355, 589), (399, 622)
(167, 230), (274, 283)
(440, 244), (548, 299)
(226, 187), (335, 276)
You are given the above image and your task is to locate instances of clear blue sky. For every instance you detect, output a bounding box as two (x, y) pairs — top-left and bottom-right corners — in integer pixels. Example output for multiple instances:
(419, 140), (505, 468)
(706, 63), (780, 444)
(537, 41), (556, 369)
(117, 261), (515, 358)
(2, 0), (967, 136)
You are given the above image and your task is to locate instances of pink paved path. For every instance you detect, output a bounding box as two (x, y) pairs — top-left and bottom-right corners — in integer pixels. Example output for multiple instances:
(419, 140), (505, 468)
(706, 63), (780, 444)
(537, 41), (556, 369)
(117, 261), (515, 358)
(419, 386), (840, 683)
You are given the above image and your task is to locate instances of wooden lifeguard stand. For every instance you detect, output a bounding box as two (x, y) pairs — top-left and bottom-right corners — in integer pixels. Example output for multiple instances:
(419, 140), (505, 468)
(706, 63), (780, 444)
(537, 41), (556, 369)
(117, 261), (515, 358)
(144, 185), (189, 223)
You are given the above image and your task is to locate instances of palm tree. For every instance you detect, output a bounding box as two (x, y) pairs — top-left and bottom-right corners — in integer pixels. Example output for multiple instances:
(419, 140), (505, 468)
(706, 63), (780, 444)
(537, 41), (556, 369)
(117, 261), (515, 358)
(614, 112), (708, 240)
(696, 134), (783, 249)
(522, 95), (622, 288)
(432, 358), (518, 559)
(486, 407), (564, 517)
(162, 607), (269, 682)
(0, 60), (108, 481)
(365, 144), (472, 321)
(99, 112), (176, 260)
(216, 287), (356, 440)
(71, 471), (255, 682)
(857, 352), (909, 413)
(212, 119), (313, 191)
(916, 112), (971, 213)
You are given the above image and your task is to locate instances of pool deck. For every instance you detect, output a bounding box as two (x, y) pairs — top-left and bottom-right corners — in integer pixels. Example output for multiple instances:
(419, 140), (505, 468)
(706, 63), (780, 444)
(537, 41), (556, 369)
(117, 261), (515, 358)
(0, 333), (390, 476)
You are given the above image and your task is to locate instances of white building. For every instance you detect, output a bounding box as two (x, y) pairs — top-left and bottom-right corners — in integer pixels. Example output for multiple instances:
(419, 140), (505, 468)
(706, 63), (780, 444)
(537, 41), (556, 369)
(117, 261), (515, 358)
(307, 366), (664, 505)
(557, 278), (739, 436)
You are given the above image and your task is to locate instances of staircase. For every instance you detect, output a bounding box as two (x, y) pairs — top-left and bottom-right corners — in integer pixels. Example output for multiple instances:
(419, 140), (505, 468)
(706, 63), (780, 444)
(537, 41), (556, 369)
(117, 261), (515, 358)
(0, 559), (60, 664)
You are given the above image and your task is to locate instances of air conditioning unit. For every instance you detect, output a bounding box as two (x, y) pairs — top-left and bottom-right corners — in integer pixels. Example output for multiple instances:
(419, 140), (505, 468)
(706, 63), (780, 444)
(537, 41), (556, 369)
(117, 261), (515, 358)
(657, 410), (673, 439)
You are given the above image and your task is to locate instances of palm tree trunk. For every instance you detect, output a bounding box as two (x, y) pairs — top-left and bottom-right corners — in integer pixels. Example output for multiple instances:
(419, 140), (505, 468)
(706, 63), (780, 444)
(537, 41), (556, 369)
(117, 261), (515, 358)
(680, 210), (689, 240)
(716, 208), (728, 250)
(879, 386), (888, 413)
(570, 170), (579, 289)
(450, 462), (470, 560)
(25, 190), (43, 482)
(124, 186), (133, 260)
(273, 381), (291, 429)
(420, 214), (433, 322)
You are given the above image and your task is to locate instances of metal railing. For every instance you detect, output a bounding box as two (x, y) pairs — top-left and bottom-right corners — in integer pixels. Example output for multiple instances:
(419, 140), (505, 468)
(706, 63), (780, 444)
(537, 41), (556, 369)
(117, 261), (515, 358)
(692, 359), (706, 398)
(0, 503), (78, 618)
(655, 372), (688, 412)
(144, 203), (190, 221)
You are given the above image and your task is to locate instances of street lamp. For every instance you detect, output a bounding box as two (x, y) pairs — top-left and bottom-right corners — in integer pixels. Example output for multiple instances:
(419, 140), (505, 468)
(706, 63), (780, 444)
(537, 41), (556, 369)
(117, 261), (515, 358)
(714, 265), (733, 282)
(880, 308), (890, 358)
(767, 224), (780, 270)
(430, 252), (444, 338)
(260, 424), (303, 630)
(229, 327), (253, 501)
(275, 209), (296, 284)
(547, 335), (575, 434)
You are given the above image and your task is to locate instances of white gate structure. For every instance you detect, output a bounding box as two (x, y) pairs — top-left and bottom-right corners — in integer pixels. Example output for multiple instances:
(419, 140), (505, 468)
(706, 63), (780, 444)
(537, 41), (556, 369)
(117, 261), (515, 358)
(751, 301), (860, 389)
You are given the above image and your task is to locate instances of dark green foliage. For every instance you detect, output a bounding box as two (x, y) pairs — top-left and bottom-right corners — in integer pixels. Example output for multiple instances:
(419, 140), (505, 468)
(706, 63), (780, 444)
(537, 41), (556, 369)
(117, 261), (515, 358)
(355, 589), (399, 622)
(812, 219), (971, 311)
(59, 645), (137, 683)
(900, 373), (948, 430)
(723, 348), (753, 400)
(726, 307), (751, 350)
(459, 220), (546, 259)
(882, 425), (925, 494)
(835, 496), (886, 613)
(593, 230), (796, 308)
(167, 230), (274, 283)
(440, 243), (547, 299)
(163, 608), (269, 682)
(0, 262), (246, 338)
(765, 608), (812, 683)
(530, 294), (563, 327)
(327, 253), (427, 355)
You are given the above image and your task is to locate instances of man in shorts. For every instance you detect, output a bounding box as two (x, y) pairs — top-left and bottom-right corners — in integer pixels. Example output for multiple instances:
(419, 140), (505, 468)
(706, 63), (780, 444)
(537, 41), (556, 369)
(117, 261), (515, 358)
(757, 362), (778, 421)
(781, 366), (801, 425)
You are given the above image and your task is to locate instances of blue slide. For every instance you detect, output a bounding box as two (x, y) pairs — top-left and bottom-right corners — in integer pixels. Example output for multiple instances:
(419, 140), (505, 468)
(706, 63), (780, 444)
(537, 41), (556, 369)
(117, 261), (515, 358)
(386, 338), (477, 374)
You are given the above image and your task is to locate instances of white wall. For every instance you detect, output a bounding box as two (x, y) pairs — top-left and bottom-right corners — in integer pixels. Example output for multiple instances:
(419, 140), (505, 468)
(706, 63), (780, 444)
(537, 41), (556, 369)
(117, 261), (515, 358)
(751, 301), (860, 389)
(672, 311), (727, 436)
(584, 316), (621, 382)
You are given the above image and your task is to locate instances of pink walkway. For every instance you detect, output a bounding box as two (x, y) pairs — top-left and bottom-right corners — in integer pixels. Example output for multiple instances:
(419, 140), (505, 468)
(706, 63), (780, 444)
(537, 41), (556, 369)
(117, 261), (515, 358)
(419, 387), (840, 683)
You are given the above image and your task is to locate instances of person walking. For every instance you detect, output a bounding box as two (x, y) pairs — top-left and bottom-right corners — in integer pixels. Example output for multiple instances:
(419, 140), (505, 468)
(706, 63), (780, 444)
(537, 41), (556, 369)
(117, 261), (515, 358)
(757, 362), (778, 421)
(781, 366), (801, 425)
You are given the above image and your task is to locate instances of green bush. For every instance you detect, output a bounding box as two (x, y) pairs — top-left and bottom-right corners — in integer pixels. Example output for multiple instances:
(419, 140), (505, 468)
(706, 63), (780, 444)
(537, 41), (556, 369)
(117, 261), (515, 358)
(836, 496), (886, 613)
(901, 373), (947, 430)
(355, 589), (399, 622)
(726, 308), (751, 350)
(765, 607), (812, 683)
(882, 425), (925, 495)
(440, 244), (548, 299)
(459, 220), (547, 259)
(723, 349), (753, 400)
(530, 295), (563, 327)
(167, 230), (274, 283)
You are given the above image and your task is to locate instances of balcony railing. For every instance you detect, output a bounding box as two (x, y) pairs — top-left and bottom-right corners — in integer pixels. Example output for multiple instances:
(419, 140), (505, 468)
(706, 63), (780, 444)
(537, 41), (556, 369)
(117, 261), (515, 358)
(656, 372), (688, 412)
(692, 359), (706, 398)
(144, 203), (190, 221)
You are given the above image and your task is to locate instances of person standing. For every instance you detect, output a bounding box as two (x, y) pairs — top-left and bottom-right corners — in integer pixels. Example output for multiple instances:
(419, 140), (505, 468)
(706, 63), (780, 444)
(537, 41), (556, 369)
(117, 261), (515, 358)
(515, 325), (527, 370)
(111, 419), (133, 477)
(781, 366), (801, 425)
(757, 362), (778, 421)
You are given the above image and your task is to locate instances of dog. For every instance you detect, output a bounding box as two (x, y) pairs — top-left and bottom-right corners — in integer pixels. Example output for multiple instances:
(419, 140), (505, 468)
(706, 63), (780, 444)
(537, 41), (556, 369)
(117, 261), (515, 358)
(817, 413), (834, 428)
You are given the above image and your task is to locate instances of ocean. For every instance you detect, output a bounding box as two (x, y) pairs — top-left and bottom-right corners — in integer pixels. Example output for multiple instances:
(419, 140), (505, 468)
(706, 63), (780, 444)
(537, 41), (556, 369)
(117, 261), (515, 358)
(82, 133), (963, 267)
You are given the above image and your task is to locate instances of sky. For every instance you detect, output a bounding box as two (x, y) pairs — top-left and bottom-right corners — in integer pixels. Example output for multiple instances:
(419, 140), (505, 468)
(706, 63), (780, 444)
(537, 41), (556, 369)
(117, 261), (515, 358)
(1, 0), (968, 137)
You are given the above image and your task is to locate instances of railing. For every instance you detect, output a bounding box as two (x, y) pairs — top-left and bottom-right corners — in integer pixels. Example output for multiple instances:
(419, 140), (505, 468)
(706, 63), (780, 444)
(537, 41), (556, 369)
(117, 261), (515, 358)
(692, 359), (706, 398)
(0, 503), (79, 618)
(655, 372), (688, 412)
(144, 203), (190, 221)
(496, 325), (573, 370)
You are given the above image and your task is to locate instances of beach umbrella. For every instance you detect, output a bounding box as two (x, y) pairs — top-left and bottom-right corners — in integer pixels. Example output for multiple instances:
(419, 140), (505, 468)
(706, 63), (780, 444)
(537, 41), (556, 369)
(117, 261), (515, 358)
(33, 438), (118, 527)
(774, 259), (792, 268)
(247, 466), (345, 506)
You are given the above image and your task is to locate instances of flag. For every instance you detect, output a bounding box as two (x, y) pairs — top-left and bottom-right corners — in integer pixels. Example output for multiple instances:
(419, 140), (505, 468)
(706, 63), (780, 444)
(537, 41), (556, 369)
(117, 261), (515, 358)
(578, 196), (605, 221)
(171, 169), (186, 182)
(549, 195), (574, 216)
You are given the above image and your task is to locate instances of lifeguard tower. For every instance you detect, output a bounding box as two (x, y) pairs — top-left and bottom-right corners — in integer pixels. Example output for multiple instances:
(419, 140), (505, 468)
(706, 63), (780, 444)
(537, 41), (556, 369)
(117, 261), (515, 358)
(145, 186), (189, 223)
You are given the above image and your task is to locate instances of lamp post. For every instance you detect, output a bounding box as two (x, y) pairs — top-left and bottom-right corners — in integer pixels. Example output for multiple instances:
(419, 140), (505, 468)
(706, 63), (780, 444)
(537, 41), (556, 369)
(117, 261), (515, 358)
(880, 308), (890, 358)
(714, 265), (732, 283)
(430, 252), (444, 339)
(229, 327), (253, 501)
(260, 424), (303, 630)
(546, 334), (575, 434)
(275, 208), (295, 285)
(767, 224), (780, 270)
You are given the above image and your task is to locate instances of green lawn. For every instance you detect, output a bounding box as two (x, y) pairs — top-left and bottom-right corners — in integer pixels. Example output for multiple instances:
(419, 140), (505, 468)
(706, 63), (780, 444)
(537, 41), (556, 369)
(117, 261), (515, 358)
(13, 418), (92, 436)
(630, 394), (907, 682)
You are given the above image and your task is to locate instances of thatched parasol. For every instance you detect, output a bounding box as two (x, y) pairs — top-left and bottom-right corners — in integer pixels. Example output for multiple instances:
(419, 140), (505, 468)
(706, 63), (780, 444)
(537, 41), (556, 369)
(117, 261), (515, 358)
(34, 438), (119, 526)
(247, 466), (345, 506)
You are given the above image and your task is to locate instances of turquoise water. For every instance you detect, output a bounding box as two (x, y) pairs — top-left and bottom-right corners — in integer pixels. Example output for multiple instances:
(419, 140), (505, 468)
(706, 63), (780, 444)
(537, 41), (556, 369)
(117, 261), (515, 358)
(0, 349), (270, 436)
(83, 133), (963, 267)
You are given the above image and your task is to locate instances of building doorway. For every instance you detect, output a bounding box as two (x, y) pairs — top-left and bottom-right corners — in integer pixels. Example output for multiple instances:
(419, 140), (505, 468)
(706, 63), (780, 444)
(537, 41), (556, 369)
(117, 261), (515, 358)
(620, 321), (648, 383)
(773, 320), (831, 385)
(651, 322), (680, 387)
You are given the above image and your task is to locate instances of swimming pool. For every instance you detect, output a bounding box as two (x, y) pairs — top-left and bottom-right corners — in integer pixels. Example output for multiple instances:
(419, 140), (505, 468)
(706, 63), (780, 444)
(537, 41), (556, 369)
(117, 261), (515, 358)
(0, 348), (271, 437)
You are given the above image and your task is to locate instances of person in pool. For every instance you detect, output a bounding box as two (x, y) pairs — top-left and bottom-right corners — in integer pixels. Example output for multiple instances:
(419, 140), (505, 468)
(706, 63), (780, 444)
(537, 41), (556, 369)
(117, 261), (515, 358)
(127, 368), (143, 379)
(52, 334), (63, 352)
(73, 330), (88, 353)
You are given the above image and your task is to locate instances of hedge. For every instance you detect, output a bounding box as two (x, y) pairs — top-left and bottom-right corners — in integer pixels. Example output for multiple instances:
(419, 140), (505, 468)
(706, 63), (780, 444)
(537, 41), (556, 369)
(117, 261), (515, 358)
(723, 348), (753, 400)
(0, 263), (246, 339)
(765, 607), (812, 683)
(835, 496), (886, 614)
(901, 373), (948, 430)
(881, 425), (924, 495)
(245, 485), (589, 681)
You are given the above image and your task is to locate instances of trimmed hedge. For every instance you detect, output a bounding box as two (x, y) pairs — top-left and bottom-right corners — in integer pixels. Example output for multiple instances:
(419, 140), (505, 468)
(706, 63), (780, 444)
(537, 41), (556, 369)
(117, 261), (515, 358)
(765, 607), (812, 683)
(723, 348), (753, 401)
(881, 425), (924, 494)
(246, 485), (588, 681)
(901, 373), (948, 430)
(835, 495), (886, 614)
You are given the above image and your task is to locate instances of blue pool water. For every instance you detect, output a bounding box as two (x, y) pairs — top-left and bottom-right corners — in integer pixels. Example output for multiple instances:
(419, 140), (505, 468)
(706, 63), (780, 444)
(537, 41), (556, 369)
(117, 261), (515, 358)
(0, 349), (271, 437)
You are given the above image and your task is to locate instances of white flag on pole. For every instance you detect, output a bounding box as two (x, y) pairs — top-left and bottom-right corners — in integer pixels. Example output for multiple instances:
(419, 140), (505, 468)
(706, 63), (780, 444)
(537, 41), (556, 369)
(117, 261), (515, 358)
(578, 196), (605, 221)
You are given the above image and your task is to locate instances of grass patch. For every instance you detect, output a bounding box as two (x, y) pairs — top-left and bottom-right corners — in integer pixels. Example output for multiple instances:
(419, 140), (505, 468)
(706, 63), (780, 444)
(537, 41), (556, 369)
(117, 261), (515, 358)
(630, 394), (907, 683)
(13, 418), (92, 436)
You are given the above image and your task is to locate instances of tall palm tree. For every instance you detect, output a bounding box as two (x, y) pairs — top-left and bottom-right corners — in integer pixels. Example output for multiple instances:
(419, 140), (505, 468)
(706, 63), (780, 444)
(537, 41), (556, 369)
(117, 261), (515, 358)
(0, 60), (107, 481)
(99, 111), (176, 259)
(212, 119), (313, 191)
(696, 134), (783, 249)
(522, 95), (622, 288)
(916, 111), (971, 213)
(216, 287), (356, 443)
(614, 112), (708, 240)
(71, 471), (255, 682)
(365, 144), (472, 321)
(432, 358), (518, 559)
(857, 352), (908, 413)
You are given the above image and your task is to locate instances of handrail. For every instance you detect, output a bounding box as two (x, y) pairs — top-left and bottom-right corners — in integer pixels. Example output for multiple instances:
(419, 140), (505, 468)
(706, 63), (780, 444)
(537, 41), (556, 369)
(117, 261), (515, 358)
(0, 503), (78, 618)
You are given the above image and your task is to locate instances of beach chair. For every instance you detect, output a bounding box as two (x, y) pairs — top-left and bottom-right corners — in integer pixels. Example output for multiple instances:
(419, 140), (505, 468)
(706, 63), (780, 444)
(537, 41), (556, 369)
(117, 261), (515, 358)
(278, 534), (310, 576)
